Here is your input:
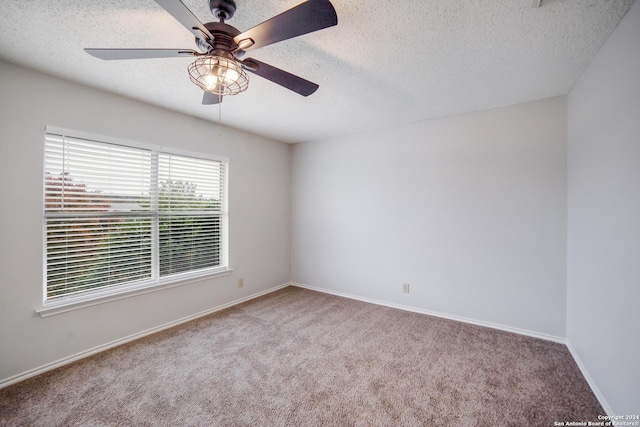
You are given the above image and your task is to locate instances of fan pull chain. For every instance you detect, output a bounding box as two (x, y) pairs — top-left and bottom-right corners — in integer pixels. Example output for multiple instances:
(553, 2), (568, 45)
(218, 101), (222, 137)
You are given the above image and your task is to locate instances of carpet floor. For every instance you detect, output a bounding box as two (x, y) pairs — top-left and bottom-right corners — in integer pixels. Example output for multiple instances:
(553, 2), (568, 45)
(1, 286), (603, 426)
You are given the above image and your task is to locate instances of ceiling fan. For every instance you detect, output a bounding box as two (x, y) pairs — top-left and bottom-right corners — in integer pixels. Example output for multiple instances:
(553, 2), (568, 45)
(85, 0), (338, 105)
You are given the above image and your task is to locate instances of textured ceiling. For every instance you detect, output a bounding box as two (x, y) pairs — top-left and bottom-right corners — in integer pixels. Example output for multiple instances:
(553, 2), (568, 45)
(0, 0), (635, 143)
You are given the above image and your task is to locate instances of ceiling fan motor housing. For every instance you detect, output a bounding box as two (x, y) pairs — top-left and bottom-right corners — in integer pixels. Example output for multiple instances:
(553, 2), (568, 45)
(196, 22), (241, 54)
(209, 0), (237, 20)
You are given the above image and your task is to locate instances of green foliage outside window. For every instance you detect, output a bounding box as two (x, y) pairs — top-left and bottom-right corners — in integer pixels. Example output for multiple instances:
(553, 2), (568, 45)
(45, 173), (222, 299)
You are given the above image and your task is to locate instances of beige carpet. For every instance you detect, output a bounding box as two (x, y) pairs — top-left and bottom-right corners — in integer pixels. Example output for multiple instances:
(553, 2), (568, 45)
(1, 286), (603, 426)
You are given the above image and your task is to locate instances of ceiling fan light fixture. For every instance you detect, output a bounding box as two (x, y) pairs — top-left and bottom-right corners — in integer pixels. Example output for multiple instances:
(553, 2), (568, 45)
(188, 55), (249, 96)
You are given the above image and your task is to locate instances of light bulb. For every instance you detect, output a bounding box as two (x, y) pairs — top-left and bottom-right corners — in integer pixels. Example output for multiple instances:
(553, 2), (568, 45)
(204, 74), (219, 91)
(223, 68), (239, 85)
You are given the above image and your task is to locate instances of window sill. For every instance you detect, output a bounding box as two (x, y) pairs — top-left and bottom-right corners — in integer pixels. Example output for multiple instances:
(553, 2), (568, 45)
(36, 268), (233, 318)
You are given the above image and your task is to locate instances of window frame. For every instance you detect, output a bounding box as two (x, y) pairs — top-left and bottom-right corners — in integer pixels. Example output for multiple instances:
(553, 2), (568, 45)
(38, 126), (231, 317)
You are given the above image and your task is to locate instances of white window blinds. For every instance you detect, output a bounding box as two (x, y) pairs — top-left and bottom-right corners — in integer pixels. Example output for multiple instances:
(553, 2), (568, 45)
(43, 129), (228, 304)
(158, 153), (226, 277)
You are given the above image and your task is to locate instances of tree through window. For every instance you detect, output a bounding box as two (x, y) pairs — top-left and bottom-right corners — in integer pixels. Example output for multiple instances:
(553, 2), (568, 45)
(43, 129), (228, 304)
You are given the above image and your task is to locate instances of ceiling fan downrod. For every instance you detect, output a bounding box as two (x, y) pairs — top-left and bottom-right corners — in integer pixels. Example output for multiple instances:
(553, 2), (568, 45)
(209, 0), (236, 22)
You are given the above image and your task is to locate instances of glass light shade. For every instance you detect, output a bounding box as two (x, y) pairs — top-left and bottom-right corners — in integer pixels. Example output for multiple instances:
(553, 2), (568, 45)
(188, 56), (249, 96)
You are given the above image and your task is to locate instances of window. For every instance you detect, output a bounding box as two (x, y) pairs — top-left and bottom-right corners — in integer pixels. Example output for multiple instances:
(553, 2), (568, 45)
(43, 127), (228, 307)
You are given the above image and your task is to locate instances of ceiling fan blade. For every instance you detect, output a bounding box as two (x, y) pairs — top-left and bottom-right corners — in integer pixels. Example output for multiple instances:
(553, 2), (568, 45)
(85, 48), (199, 60)
(202, 92), (223, 105)
(234, 0), (337, 52)
(242, 58), (319, 96)
(154, 0), (215, 42)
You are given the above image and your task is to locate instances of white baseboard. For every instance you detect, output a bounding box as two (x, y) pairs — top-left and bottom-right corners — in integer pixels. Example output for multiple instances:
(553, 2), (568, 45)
(0, 282), (290, 389)
(566, 340), (613, 416)
(291, 282), (566, 344)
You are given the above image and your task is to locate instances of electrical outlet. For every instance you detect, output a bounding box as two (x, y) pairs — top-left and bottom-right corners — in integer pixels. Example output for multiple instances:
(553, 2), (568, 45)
(238, 278), (244, 288)
(402, 283), (410, 294)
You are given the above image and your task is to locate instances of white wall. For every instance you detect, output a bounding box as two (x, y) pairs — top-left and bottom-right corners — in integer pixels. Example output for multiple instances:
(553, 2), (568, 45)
(567, 0), (640, 415)
(0, 60), (291, 385)
(291, 97), (568, 338)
